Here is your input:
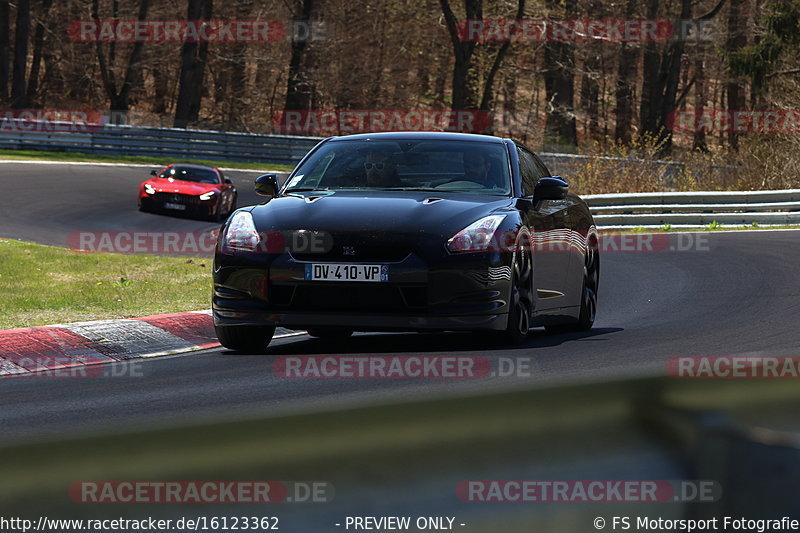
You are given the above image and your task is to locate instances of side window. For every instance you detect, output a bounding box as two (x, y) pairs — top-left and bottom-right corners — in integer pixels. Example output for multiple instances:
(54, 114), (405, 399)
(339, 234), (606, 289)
(531, 154), (552, 179)
(217, 170), (226, 183)
(517, 147), (539, 197)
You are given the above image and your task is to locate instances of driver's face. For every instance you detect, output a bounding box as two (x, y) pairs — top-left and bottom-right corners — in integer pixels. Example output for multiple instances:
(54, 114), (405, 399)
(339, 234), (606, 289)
(365, 153), (393, 185)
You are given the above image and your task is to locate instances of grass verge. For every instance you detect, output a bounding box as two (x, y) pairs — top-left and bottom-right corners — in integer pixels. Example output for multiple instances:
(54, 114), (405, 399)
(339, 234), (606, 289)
(0, 239), (212, 330)
(0, 148), (295, 172)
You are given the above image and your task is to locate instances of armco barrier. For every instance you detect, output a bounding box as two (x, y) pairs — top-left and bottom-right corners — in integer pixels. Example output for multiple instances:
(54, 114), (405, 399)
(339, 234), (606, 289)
(0, 122), (322, 165)
(0, 120), (721, 184)
(585, 189), (800, 227)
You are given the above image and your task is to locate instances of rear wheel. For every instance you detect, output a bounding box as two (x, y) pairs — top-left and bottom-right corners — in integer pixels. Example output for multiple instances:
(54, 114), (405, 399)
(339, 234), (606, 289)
(306, 327), (354, 339)
(215, 325), (275, 353)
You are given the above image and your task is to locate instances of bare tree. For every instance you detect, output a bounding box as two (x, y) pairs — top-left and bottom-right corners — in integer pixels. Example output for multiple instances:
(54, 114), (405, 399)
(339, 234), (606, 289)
(0, 0), (10, 102)
(174, 0), (212, 128)
(440, 0), (525, 121)
(92, 0), (151, 117)
(613, 0), (639, 143)
(543, 0), (578, 148)
(285, 0), (316, 111)
(10, 0), (30, 108)
(725, 0), (747, 149)
(25, 0), (54, 105)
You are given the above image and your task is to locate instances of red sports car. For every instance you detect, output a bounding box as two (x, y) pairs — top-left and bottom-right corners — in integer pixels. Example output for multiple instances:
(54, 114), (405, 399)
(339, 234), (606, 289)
(138, 163), (238, 221)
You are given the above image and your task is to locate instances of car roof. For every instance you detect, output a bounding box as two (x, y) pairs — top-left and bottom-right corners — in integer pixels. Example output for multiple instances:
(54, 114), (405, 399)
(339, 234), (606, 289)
(325, 131), (507, 143)
(168, 163), (217, 171)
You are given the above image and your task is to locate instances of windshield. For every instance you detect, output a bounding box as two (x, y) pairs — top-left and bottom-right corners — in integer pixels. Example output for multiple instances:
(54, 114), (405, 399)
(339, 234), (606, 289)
(159, 166), (219, 184)
(285, 140), (512, 195)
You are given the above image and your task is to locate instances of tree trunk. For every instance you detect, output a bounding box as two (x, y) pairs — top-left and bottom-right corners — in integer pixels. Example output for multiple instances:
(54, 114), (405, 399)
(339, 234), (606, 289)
(174, 0), (212, 128)
(285, 0), (316, 111)
(25, 0), (54, 105)
(94, 0), (150, 116)
(725, 0), (747, 150)
(692, 45), (708, 152)
(613, 0), (638, 143)
(440, 0), (481, 110)
(10, 0), (30, 109)
(579, 0), (602, 139)
(543, 0), (578, 149)
(0, 0), (10, 102)
(638, 0), (660, 139)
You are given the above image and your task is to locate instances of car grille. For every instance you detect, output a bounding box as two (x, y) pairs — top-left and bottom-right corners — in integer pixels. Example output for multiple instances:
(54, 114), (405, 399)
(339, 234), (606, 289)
(152, 192), (200, 205)
(291, 244), (411, 262)
(272, 284), (427, 312)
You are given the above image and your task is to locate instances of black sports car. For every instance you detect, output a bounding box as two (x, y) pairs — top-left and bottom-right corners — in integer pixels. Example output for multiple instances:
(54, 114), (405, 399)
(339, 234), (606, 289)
(212, 132), (599, 351)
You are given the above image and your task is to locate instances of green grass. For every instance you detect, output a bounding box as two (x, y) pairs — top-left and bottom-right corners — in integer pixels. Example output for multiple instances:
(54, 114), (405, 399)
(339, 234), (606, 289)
(0, 148), (295, 172)
(0, 239), (212, 329)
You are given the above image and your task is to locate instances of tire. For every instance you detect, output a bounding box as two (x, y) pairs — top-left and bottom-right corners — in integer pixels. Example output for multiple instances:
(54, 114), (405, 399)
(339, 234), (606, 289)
(497, 242), (533, 345)
(306, 327), (354, 339)
(215, 325), (275, 353)
(575, 239), (599, 330)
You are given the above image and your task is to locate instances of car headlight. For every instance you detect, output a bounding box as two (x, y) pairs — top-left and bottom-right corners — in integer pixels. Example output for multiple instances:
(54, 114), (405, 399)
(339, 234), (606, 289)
(199, 191), (216, 201)
(144, 183), (156, 195)
(221, 211), (260, 253)
(446, 214), (507, 253)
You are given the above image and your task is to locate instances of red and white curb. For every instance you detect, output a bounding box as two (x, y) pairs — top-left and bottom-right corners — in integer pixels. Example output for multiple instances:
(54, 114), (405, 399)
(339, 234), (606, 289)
(0, 311), (300, 376)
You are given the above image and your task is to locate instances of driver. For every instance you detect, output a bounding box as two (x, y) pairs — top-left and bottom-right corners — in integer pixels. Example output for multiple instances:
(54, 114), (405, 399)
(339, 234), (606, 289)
(364, 149), (401, 188)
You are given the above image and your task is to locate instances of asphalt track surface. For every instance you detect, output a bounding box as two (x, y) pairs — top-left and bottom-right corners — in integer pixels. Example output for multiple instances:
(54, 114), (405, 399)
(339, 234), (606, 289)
(0, 162), (798, 445)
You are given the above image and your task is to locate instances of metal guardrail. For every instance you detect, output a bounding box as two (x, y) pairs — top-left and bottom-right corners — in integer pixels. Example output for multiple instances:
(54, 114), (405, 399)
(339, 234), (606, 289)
(585, 190), (800, 227)
(0, 121), (718, 185)
(0, 123), (322, 165)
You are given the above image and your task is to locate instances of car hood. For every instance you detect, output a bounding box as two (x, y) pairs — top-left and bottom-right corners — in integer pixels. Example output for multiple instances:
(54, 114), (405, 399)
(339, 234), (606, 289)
(250, 190), (515, 238)
(147, 178), (218, 195)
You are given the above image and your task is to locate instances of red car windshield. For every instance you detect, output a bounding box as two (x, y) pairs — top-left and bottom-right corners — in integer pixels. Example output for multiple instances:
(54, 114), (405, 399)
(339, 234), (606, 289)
(159, 166), (219, 184)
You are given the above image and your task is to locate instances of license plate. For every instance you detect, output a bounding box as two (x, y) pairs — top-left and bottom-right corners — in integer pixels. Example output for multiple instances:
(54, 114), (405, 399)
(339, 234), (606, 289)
(163, 202), (186, 210)
(305, 263), (388, 282)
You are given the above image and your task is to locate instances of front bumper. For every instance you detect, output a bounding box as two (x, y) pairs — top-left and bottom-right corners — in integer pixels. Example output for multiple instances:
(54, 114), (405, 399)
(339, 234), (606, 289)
(140, 195), (216, 217)
(212, 249), (513, 332)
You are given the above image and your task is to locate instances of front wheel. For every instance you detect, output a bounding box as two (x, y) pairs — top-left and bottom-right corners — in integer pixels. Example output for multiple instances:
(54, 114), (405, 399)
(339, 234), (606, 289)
(215, 325), (275, 353)
(497, 245), (533, 345)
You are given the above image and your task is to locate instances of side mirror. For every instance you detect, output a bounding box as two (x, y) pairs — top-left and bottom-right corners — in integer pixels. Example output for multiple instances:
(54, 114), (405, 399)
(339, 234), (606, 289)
(533, 176), (568, 201)
(224, 178), (232, 184)
(150, 169), (158, 176)
(255, 174), (279, 198)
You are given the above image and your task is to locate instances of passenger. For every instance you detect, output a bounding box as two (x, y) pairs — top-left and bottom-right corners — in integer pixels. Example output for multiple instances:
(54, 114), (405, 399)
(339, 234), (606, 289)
(463, 152), (495, 187)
